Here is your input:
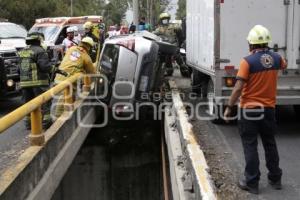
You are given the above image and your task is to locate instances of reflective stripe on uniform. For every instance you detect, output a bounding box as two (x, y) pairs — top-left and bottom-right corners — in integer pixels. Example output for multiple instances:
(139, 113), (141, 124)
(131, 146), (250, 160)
(20, 80), (49, 88)
(32, 63), (38, 81)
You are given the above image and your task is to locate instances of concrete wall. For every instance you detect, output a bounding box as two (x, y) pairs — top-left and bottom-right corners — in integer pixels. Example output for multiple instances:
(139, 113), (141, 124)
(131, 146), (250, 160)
(0, 93), (98, 200)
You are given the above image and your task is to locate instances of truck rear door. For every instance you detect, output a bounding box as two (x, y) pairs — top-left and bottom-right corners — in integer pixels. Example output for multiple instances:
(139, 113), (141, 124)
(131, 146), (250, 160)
(219, 0), (291, 69)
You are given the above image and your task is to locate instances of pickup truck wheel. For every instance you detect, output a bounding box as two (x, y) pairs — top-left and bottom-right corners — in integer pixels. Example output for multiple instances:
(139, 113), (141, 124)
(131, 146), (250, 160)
(207, 79), (224, 124)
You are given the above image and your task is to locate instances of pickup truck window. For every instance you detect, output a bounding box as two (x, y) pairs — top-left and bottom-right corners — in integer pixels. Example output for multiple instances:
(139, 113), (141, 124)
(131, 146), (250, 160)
(29, 26), (60, 41)
(0, 24), (27, 39)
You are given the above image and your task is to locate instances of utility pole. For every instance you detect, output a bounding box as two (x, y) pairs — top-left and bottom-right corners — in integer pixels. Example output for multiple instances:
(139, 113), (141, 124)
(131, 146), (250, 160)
(147, 0), (150, 23)
(133, 0), (139, 26)
(149, 0), (153, 26)
(70, 0), (73, 16)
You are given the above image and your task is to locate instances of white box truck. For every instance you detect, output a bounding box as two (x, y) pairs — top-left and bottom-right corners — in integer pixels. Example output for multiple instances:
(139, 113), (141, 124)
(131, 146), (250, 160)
(187, 0), (300, 121)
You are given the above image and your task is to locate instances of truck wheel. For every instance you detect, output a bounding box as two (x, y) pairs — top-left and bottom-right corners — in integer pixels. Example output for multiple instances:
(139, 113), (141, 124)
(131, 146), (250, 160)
(207, 79), (224, 124)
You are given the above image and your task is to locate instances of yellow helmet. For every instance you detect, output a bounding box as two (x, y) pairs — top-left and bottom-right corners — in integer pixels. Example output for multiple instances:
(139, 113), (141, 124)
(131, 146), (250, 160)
(81, 37), (94, 47)
(159, 13), (171, 20)
(83, 21), (93, 30)
(247, 25), (272, 45)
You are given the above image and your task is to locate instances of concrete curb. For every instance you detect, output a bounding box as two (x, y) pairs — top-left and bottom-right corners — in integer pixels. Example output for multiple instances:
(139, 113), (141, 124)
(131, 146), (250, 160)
(168, 80), (217, 200)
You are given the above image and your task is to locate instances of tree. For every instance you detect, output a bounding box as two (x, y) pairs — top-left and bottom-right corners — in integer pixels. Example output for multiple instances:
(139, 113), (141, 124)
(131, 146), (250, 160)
(0, 0), (59, 29)
(0, 0), (109, 28)
(103, 0), (128, 26)
(176, 0), (186, 19)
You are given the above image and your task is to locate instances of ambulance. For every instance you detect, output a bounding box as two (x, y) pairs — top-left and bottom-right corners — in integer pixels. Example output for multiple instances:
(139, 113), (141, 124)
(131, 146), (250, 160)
(29, 16), (102, 60)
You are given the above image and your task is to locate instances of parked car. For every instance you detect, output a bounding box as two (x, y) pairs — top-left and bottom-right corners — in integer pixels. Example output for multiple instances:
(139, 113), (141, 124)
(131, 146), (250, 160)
(96, 31), (177, 116)
(0, 22), (27, 97)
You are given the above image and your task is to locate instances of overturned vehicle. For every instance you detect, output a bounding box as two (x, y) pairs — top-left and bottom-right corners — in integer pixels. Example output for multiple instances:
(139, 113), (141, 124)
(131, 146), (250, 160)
(95, 32), (177, 117)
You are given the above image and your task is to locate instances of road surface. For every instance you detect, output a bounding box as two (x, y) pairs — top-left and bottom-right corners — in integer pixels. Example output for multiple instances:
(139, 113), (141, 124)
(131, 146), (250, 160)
(0, 96), (29, 174)
(173, 71), (300, 200)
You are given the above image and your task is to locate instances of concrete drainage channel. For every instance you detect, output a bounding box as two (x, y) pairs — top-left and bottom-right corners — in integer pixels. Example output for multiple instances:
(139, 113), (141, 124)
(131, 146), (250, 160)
(52, 120), (164, 200)
(51, 81), (217, 200)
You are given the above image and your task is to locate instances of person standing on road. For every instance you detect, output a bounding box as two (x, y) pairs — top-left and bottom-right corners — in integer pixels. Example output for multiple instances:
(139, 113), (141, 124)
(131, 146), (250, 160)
(19, 33), (53, 130)
(224, 25), (287, 194)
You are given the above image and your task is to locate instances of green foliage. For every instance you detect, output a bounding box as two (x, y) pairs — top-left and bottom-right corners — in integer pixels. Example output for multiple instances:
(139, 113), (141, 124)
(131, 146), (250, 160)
(0, 0), (59, 29)
(103, 0), (128, 25)
(132, 0), (170, 25)
(0, 0), (171, 29)
(0, 0), (127, 29)
(176, 0), (186, 19)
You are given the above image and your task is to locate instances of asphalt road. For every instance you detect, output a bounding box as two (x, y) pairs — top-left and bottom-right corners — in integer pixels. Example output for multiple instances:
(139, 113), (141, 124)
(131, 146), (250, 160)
(213, 106), (300, 200)
(172, 71), (300, 200)
(0, 96), (29, 174)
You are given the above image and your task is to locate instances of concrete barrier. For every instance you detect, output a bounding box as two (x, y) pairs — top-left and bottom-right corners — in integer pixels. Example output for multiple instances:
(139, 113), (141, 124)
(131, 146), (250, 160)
(164, 80), (217, 200)
(0, 92), (98, 200)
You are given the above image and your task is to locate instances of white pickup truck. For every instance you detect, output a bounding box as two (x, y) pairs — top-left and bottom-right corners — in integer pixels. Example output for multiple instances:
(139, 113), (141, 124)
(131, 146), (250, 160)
(187, 0), (300, 121)
(0, 22), (27, 96)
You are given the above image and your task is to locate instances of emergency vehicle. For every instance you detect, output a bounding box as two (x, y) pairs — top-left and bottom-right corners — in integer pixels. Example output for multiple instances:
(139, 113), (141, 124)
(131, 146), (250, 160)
(29, 16), (102, 60)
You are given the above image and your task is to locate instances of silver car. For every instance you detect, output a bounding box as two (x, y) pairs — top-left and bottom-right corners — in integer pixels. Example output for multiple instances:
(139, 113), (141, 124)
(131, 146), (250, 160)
(96, 31), (177, 116)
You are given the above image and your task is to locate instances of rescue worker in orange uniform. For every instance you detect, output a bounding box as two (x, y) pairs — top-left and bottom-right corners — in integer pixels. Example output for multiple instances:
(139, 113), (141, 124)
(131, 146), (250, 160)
(224, 25), (287, 194)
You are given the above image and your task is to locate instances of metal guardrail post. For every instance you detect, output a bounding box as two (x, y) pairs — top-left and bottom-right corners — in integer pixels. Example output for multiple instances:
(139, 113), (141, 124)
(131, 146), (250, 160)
(83, 76), (91, 92)
(64, 85), (74, 111)
(29, 107), (45, 146)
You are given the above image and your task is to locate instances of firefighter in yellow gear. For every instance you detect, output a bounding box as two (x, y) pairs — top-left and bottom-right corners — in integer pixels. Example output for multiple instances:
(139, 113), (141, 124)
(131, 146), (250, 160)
(19, 33), (53, 130)
(83, 19), (106, 61)
(53, 37), (97, 118)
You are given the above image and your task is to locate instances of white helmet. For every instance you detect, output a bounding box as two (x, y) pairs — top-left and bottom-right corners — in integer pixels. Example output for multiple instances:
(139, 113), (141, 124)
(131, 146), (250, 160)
(72, 26), (78, 32)
(247, 25), (272, 45)
(66, 27), (74, 33)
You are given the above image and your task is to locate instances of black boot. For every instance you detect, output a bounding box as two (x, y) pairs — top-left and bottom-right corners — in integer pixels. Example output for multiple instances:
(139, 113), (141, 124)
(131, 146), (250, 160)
(269, 179), (282, 190)
(237, 179), (259, 195)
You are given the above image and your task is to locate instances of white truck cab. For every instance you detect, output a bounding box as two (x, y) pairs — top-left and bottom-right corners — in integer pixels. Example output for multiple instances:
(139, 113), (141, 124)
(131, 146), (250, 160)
(0, 22), (27, 97)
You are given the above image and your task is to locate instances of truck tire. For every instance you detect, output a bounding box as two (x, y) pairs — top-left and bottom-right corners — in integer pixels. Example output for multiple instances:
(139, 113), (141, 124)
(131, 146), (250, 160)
(207, 79), (224, 124)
